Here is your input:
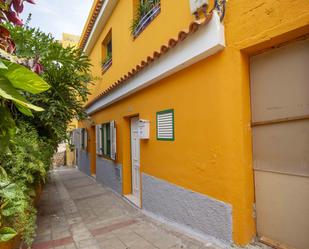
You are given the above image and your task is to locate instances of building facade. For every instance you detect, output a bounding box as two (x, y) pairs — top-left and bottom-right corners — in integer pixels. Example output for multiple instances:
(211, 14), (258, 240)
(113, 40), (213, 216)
(74, 1), (309, 248)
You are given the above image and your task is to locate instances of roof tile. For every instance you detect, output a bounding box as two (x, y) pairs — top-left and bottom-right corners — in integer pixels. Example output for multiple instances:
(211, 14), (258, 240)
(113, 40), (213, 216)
(85, 12), (213, 108)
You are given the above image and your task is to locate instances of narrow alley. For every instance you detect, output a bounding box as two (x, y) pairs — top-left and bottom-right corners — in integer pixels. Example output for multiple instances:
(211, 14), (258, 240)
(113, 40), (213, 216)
(33, 167), (222, 249)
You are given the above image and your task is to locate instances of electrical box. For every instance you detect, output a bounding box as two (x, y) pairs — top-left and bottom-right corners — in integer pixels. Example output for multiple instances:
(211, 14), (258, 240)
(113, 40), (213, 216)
(138, 119), (150, 139)
(189, 0), (208, 14)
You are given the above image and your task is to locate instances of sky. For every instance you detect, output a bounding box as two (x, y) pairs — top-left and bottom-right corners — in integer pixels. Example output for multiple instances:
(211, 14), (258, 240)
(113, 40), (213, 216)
(20, 0), (94, 40)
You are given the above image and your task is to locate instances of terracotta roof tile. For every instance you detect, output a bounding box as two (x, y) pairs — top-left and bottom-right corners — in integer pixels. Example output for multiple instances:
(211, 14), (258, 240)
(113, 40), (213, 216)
(85, 12), (213, 109)
(80, 0), (105, 50)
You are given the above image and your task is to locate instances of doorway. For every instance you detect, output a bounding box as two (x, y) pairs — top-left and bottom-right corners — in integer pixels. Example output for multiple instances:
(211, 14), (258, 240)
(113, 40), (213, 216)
(250, 39), (309, 249)
(125, 116), (141, 207)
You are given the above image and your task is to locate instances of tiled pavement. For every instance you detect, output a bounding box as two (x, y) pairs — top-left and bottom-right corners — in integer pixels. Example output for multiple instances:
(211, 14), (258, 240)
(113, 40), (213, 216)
(33, 167), (267, 249)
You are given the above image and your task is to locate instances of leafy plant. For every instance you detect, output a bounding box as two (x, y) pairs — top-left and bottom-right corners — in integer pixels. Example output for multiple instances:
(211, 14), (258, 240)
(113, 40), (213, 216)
(0, 106), (15, 153)
(0, 173), (36, 247)
(6, 24), (92, 147)
(0, 167), (17, 243)
(0, 227), (17, 242)
(130, 0), (160, 36)
(0, 123), (45, 247)
(0, 58), (50, 153)
(0, 59), (50, 115)
(102, 51), (112, 69)
(0, 2), (76, 248)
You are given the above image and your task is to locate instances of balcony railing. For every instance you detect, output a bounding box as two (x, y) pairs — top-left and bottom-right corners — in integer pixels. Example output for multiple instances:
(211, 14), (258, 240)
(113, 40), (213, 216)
(133, 3), (161, 38)
(102, 57), (112, 73)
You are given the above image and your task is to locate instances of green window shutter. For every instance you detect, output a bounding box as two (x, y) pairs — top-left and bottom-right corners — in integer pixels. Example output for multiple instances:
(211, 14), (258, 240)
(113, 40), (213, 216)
(157, 109), (174, 141)
(99, 122), (116, 159)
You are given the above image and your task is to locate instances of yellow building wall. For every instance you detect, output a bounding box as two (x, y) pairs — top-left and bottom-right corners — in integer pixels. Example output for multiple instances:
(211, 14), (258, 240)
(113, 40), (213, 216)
(81, 0), (309, 245)
(61, 33), (80, 48)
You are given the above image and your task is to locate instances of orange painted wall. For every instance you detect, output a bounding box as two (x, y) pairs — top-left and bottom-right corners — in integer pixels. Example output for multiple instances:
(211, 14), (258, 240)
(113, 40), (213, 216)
(80, 0), (309, 245)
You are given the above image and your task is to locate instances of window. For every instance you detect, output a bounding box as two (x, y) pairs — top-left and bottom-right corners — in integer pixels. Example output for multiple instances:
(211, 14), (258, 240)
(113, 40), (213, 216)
(72, 128), (88, 149)
(157, 109), (174, 141)
(131, 0), (161, 38)
(96, 121), (117, 160)
(102, 30), (112, 73)
(102, 123), (111, 156)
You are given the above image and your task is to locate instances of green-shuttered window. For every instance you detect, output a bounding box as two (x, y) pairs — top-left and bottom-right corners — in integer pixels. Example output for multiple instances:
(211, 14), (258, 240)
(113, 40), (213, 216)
(95, 121), (117, 160)
(102, 123), (111, 157)
(156, 109), (174, 141)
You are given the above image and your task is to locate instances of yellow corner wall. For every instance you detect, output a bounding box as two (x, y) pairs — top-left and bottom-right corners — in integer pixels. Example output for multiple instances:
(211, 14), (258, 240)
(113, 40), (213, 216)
(81, 0), (309, 245)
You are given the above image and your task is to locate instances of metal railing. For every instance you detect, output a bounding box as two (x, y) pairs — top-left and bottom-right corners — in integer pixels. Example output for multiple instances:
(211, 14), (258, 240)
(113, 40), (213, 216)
(102, 58), (112, 73)
(133, 3), (161, 38)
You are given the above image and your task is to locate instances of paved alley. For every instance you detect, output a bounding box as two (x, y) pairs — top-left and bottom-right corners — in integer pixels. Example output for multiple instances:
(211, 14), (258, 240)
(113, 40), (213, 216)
(33, 167), (222, 249)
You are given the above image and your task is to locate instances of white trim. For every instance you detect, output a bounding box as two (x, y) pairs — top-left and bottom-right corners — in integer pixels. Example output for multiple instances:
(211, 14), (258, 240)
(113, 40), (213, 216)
(86, 12), (225, 115)
(124, 194), (141, 208)
(84, 0), (119, 55)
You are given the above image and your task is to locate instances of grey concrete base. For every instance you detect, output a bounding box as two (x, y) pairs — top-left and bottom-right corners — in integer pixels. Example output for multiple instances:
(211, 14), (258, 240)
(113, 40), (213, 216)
(142, 173), (233, 243)
(96, 157), (122, 195)
(77, 150), (91, 176)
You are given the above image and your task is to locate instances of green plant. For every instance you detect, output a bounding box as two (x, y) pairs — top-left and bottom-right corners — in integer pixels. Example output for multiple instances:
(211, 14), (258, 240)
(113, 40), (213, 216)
(0, 56), (50, 153)
(1, 122), (48, 187)
(0, 122), (51, 247)
(0, 106), (16, 153)
(0, 1), (50, 155)
(0, 58), (50, 115)
(0, 167), (17, 243)
(0, 173), (36, 247)
(102, 52), (112, 68)
(6, 24), (92, 148)
(130, 0), (160, 35)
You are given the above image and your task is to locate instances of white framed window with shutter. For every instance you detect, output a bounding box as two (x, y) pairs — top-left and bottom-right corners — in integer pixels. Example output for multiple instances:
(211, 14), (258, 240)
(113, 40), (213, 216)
(72, 128), (82, 149)
(95, 121), (117, 160)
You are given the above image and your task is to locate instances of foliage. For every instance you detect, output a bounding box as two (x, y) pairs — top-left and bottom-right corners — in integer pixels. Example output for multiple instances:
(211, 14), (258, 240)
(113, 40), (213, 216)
(0, 227), (17, 242)
(0, 106), (15, 153)
(0, 171), (36, 246)
(1, 122), (48, 186)
(0, 58), (50, 115)
(102, 51), (112, 69)
(0, 121), (51, 247)
(0, 0), (49, 153)
(0, 167), (17, 243)
(6, 24), (92, 146)
(0, 2), (84, 247)
(130, 0), (160, 35)
(0, 0), (35, 26)
(0, 58), (50, 152)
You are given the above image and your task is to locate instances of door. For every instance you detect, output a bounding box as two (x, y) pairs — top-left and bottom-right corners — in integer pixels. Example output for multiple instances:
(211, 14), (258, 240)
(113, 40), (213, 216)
(130, 117), (141, 206)
(250, 39), (309, 249)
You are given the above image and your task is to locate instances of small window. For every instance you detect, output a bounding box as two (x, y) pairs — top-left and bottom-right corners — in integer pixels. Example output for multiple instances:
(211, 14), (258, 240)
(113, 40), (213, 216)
(72, 128), (87, 150)
(96, 121), (117, 160)
(102, 123), (111, 157)
(157, 109), (174, 141)
(102, 30), (112, 73)
(81, 128), (88, 150)
(131, 0), (161, 38)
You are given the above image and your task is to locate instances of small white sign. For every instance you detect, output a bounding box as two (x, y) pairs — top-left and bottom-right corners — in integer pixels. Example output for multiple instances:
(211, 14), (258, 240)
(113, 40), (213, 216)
(189, 0), (208, 14)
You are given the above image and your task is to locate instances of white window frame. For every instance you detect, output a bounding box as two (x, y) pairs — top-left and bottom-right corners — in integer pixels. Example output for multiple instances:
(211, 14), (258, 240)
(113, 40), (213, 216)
(96, 121), (117, 160)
